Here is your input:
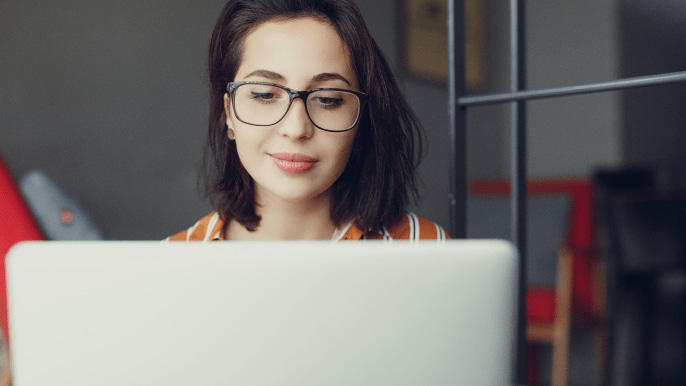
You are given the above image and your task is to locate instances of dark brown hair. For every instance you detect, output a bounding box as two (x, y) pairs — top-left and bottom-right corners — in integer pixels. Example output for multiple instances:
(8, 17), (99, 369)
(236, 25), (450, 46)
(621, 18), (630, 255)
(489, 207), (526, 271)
(204, 0), (424, 232)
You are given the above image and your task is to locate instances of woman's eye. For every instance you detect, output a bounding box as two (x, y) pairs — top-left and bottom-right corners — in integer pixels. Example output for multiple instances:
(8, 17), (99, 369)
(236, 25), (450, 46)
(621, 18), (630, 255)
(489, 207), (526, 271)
(315, 96), (344, 109)
(250, 92), (277, 103)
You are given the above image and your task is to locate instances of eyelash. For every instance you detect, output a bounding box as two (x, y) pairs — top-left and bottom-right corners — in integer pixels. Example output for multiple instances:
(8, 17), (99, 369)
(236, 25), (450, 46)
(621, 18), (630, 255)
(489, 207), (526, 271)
(313, 96), (344, 109)
(250, 92), (280, 104)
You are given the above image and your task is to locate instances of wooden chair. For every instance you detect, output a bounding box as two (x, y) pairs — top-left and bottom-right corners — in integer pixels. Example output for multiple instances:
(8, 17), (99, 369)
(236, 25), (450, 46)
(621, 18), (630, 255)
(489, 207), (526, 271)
(526, 243), (574, 386)
(470, 179), (607, 386)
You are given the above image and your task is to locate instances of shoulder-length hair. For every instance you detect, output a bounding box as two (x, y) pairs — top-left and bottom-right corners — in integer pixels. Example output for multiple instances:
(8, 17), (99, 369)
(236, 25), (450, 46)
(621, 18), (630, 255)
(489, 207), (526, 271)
(204, 0), (424, 232)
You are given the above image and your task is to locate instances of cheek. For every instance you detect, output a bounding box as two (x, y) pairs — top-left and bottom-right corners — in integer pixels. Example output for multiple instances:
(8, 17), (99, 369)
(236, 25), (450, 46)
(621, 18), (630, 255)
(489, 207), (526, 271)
(331, 132), (358, 168)
(232, 134), (252, 161)
(232, 128), (267, 166)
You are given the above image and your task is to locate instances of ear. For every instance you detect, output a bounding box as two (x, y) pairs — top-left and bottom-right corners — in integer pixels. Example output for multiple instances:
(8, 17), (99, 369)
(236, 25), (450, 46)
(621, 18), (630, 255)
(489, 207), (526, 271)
(223, 93), (232, 125)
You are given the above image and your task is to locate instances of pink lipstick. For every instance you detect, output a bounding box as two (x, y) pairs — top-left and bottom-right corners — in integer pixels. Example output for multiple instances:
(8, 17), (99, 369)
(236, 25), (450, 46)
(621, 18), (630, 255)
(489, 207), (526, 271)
(270, 153), (317, 174)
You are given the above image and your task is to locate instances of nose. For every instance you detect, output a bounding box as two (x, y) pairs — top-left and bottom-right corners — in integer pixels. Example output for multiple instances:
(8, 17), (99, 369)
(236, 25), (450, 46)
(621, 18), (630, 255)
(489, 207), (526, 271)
(276, 97), (315, 139)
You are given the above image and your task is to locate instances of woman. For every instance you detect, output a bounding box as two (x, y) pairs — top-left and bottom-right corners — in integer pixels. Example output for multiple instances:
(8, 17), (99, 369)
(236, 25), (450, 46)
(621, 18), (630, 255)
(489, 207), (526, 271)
(168, 0), (447, 241)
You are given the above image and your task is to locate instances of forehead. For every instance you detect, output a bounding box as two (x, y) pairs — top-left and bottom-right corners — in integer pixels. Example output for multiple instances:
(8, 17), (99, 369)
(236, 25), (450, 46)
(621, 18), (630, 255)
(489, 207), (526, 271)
(235, 17), (358, 87)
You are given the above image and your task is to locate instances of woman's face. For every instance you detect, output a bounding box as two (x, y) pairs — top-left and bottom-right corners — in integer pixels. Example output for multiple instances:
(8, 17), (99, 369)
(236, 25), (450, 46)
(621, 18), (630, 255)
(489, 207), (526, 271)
(224, 17), (360, 207)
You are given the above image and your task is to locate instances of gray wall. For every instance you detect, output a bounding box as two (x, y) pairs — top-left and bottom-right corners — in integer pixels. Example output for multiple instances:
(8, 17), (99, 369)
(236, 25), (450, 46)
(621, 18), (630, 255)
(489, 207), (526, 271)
(526, 0), (621, 176)
(0, 0), (456, 240)
(3, 0), (683, 240)
(1, 1), (225, 239)
(464, 0), (622, 181)
(619, 0), (686, 167)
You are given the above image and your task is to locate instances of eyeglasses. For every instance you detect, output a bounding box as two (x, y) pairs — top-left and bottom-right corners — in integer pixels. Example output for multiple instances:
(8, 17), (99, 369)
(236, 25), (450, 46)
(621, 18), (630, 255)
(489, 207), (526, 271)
(227, 81), (368, 132)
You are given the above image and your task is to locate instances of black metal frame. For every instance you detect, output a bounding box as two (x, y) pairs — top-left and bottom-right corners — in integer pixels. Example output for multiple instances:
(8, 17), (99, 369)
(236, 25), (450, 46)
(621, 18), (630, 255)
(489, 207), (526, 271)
(447, 0), (686, 384)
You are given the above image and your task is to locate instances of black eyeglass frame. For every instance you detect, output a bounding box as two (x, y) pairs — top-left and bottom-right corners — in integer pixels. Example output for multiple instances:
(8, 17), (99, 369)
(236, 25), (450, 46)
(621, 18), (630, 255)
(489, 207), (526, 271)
(227, 81), (369, 133)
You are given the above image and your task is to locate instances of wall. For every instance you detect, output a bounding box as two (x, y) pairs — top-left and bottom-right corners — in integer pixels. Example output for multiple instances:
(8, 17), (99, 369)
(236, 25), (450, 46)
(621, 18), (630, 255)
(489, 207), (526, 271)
(0, 0), (626, 240)
(358, 0), (624, 230)
(619, 0), (686, 168)
(526, 0), (621, 177)
(0, 0), (459, 239)
(0, 0), (224, 239)
(0, 0), (457, 239)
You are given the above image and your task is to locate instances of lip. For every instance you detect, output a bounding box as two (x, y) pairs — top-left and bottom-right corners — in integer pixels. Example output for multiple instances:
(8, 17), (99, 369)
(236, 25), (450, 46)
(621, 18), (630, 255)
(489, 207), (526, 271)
(269, 152), (317, 173)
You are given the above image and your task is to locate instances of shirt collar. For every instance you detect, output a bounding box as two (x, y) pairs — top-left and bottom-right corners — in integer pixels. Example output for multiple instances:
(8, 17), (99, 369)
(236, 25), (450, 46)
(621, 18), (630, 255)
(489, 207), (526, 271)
(214, 217), (367, 241)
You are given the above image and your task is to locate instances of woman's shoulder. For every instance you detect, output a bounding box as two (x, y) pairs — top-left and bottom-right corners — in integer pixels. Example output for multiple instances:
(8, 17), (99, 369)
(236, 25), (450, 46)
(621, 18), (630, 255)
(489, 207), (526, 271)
(165, 211), (225, 242)
(167, 211), (448, 242)
(356, 212), (449, 241)
(383, 212), (450, 240)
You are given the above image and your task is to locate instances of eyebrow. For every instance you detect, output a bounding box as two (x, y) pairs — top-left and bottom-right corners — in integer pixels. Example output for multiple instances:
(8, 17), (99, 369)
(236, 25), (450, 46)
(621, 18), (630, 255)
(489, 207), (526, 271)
(242, 70), (352, 87)
(311, 73), (352, 87)
(243, 70), (286, 82)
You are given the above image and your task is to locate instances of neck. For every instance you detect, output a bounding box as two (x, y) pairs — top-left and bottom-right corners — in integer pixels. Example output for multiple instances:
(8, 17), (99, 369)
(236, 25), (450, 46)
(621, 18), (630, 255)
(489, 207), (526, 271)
(226, 191), (338, 241)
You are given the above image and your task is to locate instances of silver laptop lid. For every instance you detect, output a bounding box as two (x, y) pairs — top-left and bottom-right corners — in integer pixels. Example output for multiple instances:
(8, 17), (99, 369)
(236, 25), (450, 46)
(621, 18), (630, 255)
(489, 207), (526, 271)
(7, 240), (517, 386)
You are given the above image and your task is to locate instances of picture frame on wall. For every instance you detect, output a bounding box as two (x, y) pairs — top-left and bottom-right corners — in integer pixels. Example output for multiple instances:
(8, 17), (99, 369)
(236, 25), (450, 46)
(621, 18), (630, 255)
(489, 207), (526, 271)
(402, 0), (484, 89)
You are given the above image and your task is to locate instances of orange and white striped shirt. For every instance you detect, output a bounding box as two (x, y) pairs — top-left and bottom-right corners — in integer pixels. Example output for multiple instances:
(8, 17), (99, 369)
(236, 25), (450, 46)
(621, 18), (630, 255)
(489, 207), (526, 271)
(166, 211), (449, 242)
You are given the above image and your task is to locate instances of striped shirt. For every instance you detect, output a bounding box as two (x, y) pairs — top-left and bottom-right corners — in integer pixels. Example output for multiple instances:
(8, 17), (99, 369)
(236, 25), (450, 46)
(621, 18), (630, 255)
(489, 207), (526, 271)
(166, 211), (449, 242)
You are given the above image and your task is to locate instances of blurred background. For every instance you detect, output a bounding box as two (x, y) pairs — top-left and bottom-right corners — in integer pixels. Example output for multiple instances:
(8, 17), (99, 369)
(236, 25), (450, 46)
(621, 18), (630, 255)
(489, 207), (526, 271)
(2, 0), (685, 384)
(2, 0), (686, 240)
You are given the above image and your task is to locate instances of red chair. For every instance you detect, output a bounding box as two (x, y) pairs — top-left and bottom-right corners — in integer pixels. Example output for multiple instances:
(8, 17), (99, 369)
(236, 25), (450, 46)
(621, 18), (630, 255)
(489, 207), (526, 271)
(0, 156), (44, 345)
(472, 178), (607, 386)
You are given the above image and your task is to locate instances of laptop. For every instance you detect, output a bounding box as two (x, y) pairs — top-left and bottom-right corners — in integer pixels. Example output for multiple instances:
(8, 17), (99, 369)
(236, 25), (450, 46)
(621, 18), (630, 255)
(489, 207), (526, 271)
(6, 240), (517, 385)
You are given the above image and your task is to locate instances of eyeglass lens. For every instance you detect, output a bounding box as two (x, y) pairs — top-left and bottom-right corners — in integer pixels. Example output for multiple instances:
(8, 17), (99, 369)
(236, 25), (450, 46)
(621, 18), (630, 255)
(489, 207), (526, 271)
(232, 83), (361, 132)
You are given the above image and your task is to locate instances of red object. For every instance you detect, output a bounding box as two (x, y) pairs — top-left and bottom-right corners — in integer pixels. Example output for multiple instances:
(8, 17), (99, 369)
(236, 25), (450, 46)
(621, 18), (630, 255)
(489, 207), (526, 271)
(527, 287), (557, 324)
(471, 178), (600, 319)
(473, 178), (601, 386)
(0, 156), (44, 345)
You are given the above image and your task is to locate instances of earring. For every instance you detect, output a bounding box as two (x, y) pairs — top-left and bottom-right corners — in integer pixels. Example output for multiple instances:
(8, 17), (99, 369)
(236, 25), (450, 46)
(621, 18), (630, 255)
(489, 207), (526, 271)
(227, 127), (235, 140)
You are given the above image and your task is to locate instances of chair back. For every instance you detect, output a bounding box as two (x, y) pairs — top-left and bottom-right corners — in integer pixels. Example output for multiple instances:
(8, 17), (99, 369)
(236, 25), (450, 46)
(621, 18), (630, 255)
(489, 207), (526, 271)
(0, 156), (44, 344)
(472, 179), (601, 318)
(467, 195), (570, 286)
